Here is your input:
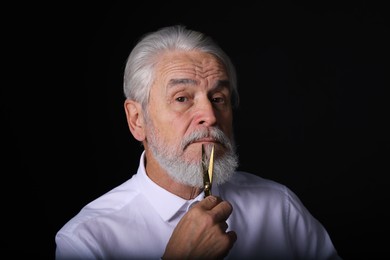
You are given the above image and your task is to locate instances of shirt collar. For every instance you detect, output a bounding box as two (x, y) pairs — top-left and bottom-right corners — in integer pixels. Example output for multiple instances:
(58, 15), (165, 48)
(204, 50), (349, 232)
(136, 151), (219, 222)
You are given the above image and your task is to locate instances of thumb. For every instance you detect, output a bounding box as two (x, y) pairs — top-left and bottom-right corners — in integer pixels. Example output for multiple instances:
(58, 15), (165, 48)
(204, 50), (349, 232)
(197, 195), (222, 210)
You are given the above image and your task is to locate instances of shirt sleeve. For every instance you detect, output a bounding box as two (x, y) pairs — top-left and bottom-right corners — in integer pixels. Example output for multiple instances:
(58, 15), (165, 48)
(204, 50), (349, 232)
(55, 232), (98, 260)
(284, 186), (342, 260)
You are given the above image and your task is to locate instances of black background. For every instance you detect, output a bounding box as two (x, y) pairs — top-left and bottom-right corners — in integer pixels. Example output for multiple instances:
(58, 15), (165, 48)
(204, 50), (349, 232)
(2, 2), (389, 259)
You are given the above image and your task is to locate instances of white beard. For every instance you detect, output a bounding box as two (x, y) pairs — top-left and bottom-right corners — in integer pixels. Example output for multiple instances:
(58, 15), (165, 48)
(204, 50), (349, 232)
(146, 121), (238, 188)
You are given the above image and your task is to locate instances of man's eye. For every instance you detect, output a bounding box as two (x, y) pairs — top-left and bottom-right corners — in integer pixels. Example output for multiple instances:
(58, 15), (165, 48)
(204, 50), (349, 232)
(212, 97), (225, 103)
(176, 97), (187, 102)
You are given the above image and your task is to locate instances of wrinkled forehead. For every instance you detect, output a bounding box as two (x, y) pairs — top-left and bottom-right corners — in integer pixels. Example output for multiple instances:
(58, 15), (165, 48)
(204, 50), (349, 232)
(154, 50), (229, 86)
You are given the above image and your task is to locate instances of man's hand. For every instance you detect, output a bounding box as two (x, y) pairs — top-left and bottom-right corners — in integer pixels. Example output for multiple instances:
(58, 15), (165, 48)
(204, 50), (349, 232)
(162, 196), (237, 259)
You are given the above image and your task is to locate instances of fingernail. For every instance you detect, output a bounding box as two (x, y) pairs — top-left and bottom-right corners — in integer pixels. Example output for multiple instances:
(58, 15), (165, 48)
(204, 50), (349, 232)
(208, 196), (217, 202)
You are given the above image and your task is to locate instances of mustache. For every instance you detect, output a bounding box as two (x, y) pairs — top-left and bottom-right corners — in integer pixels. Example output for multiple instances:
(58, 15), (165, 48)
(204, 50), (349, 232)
(181, 127), (232, 150)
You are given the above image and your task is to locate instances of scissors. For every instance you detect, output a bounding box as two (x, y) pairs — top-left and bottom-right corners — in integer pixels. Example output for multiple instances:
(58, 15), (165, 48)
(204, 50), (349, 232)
(202, 144), (214, 197)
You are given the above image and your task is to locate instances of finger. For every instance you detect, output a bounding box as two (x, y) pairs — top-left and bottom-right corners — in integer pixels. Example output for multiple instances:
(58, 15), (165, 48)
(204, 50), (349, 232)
(219, 222), (228, 232)
(226, 230), (237, 246)
(210, 200), (233, 222)
(219, 231), (238, 259)
(197, 195), (223, 211)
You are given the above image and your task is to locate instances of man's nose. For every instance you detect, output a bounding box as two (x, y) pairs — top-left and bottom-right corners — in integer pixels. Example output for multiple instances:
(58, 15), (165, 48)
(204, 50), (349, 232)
(196, 99), (217, 127)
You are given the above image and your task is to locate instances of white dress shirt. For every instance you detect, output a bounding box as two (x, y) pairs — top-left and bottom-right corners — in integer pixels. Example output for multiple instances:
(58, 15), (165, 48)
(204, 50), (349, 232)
(55, 151), (341, 259)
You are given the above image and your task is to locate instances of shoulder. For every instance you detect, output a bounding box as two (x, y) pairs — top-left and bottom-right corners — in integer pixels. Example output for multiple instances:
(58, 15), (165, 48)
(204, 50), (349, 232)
(220, 171), (303, 207)
(56, 175), (141, 236)
(227, 171), (288, 193)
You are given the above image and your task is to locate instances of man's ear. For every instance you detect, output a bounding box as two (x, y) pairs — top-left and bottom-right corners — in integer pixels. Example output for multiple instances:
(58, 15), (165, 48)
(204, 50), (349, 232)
(124, 99), (146, 141)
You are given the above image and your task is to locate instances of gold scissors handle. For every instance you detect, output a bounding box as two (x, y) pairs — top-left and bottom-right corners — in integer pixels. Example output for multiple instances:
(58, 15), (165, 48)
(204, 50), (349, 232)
(202, 144), (214, 197)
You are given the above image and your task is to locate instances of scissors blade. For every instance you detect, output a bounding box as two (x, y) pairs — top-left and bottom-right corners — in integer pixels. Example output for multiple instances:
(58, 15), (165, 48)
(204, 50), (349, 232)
(208, 145), (214, 184)
(202, 144), (214, 197)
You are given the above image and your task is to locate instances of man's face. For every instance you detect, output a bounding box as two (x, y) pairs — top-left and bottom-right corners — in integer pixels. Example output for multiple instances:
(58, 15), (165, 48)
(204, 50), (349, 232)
(144, 50), (237, 187)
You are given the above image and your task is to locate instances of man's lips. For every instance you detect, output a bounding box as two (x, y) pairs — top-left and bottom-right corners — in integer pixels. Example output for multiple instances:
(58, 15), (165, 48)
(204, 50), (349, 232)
(193, 138), (216, 143)
(183, 139), (218, 150)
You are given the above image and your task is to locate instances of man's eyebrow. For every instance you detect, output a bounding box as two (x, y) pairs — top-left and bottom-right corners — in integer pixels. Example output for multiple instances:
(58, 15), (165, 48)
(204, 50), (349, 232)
(217, 80), (230, 88)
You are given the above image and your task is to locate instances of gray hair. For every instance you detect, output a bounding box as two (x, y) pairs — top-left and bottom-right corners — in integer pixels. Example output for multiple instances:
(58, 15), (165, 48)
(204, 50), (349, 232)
(123, 25), (239, 109)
